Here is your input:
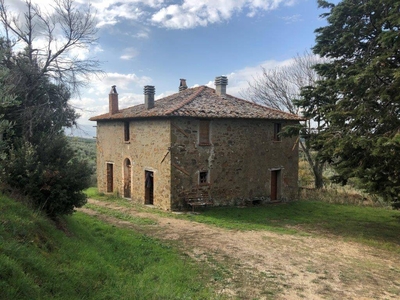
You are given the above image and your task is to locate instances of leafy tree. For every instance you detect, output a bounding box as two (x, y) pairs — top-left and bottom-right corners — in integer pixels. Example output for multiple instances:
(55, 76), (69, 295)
(303, 0), (400, 204)
(0, 0), (100, 216)
(244, 51), (328, 188)
(0, 0), (100, 141)
(5, 135), (91, 217)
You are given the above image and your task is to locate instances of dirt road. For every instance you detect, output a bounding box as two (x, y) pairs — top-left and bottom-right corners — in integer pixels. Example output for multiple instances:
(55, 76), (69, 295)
(80, 199), (400, 299)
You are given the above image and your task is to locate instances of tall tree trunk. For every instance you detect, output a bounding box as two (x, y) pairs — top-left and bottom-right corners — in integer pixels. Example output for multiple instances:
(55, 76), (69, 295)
(300, 140), (324, 189)
(312, 159), (324, 189)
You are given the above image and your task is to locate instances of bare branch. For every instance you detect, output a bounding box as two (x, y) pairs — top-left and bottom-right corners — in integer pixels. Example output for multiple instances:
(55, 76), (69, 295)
(243, 50), (328, 115)
(0, 0), (101, 94)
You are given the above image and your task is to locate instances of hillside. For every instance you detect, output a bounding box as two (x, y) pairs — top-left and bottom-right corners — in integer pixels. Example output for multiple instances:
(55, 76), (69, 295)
(0, 195), (214, 299)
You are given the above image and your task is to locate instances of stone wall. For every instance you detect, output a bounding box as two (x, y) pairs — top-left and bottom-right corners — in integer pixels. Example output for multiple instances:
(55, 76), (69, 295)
(170, 118), (299, 209)
(96, 117), (299, 211)
(96, 119), (171, 210)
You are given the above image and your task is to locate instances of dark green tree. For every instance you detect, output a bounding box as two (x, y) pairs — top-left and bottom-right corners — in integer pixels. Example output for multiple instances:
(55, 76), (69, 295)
(302, 0), (400, 204)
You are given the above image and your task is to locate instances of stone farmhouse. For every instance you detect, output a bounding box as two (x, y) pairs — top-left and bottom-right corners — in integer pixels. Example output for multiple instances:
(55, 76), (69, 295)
(90, 76), (302, 210)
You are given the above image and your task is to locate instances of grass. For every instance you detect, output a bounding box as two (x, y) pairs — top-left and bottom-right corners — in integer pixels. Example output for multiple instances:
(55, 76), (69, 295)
(0, 194), (216, 300)
(181, 202), (400, 249)
(85, 203), (158, 225)
(85, 188), (400, 253)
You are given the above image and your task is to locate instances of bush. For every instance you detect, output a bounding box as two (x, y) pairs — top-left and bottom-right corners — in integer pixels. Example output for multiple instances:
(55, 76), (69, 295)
(3, 135), (91, 217)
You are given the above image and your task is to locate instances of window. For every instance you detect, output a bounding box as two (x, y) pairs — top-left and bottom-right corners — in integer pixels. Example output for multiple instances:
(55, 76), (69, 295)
(124, 121), (130, 142)
(199, 171), (209, 185)
(273, 123), (282, 141)
(199, 120), (210, 145)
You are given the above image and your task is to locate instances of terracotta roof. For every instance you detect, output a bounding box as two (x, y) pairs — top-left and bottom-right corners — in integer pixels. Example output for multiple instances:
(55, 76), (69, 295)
(89, 86), (302, 121)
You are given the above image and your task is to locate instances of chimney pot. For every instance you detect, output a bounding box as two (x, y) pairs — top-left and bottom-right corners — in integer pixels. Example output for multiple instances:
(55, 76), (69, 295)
(215, 76), (228, 96)
(109, 85), (119, 115)
(144, 85), (155, 109)
(179, 78), (187, 92)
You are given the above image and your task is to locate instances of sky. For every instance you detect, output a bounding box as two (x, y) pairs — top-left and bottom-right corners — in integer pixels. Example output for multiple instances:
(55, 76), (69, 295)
(7, 0), (333, 138)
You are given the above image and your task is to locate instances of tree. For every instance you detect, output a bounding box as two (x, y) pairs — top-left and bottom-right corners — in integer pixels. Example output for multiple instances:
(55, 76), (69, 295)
(305, 0), (400, 204)
(0, 0), (100, 216)
(244, 51), (328, 188)
(0, 0), (100, 141)
(0, 48), (18, 163)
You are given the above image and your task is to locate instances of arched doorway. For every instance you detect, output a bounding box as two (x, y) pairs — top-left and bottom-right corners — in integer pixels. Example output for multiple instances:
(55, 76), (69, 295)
(123, 158), (131, 198)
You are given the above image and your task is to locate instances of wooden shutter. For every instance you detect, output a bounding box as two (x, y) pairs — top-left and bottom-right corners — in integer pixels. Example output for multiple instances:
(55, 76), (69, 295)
(124, 122), (130, 141)
(273, 123), (281, 141)
(199, 120), (210, 145)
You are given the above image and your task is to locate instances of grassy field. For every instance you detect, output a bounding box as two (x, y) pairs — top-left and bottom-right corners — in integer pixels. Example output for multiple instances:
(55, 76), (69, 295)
(3, 188), (400, 299)
(0, 194), (216, 300)
(86, 187), (400, 253)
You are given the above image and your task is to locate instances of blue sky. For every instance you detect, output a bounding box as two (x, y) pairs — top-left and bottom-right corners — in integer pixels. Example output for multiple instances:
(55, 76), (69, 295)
(9, 0), (333, 138)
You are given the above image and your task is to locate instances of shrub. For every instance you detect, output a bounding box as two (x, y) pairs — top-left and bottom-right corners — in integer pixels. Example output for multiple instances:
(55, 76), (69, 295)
(3, 135), (91, 217)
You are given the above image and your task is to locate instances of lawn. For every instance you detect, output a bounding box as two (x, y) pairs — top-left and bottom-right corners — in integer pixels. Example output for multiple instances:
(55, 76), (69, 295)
(179, 202), (400, 251)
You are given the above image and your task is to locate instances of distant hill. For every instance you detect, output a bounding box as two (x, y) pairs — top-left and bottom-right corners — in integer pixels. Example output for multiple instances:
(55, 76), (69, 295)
(67, 136), (96, 185)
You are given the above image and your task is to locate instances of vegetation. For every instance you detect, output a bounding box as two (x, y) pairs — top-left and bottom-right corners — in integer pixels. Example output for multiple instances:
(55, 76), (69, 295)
(86, 188), (400, 253)
(67, 137), (97, 185)
(182, 203), (400, 252)
(298, 0), (400, 205)
(0, 0), (100, 216)
(0, 194), (215, 300)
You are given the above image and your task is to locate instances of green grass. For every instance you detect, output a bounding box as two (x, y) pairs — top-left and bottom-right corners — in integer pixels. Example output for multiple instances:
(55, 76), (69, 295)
(0, 194), (216, 300)
(180, 202), (400, 251)
(85, 203), (158, 225)
(85, 188), (400, 253)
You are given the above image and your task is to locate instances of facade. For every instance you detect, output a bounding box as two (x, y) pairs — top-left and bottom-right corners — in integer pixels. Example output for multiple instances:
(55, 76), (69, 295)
(90, 77), (302, 210)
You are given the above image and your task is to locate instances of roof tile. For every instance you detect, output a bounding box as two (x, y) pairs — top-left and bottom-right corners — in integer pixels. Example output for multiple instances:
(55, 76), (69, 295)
(89, 86), (302, 121)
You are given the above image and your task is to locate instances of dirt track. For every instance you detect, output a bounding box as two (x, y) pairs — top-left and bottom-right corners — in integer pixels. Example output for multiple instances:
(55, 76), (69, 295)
(79, 199), (400, 299)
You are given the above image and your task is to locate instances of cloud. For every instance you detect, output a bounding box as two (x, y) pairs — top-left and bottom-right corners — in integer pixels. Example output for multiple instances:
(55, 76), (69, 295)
(151, 0), (296, 29)
(120, 48), (139, 60)
(71, 71), (153, 126)
(133, 30), (150, 39)
(13, 0), (299, 31)
(281, 14), (302, 24)
(202, 58), (294, 98)
(87, 72), (152, 95)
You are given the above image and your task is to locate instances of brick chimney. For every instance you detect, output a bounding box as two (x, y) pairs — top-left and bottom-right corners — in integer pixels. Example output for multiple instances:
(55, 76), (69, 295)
(215, 76), (228, 96)
(109, 85), (118, 115)
(179, 79), (187, 92)
(144, 85), (155, 109)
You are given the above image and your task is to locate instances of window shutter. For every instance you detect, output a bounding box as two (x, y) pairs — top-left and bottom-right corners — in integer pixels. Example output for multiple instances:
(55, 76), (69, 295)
(124, 122), (130, 141)
(199, 120), (210, 145)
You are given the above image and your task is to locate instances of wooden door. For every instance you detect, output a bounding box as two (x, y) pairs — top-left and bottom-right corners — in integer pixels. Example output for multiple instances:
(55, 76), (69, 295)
(271, 170), (278, 201)
(106, 163), (113, 193)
